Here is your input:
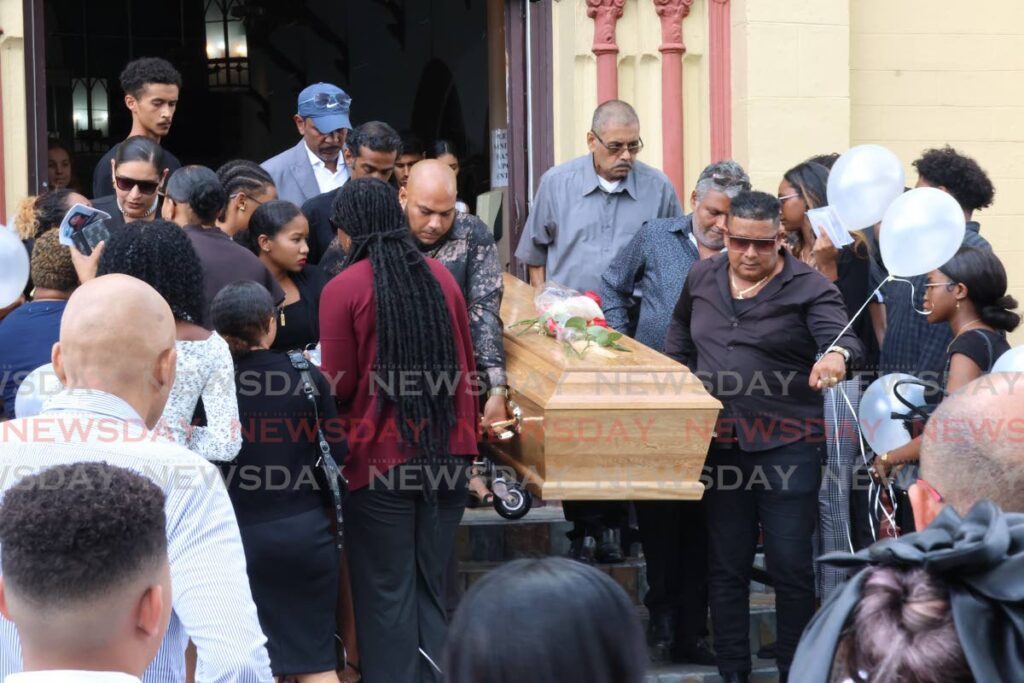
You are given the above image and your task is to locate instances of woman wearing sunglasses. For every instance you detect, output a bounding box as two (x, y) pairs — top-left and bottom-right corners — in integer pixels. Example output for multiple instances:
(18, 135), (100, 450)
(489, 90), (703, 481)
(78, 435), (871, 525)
(874, 246), (1019, 482)
(92, 136), (168, 229)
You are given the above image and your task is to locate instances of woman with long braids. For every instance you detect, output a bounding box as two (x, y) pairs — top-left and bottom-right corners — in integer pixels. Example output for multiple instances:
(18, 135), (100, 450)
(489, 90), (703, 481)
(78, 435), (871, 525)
(319, 178), (479, 683)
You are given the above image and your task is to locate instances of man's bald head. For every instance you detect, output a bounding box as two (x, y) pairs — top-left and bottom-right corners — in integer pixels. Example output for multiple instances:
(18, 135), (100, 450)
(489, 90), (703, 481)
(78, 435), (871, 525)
(53, 275), (177, 429)
(591, 100), (639, 135)
(920, 372), (1024, 517)
(401, 159), (459, 246)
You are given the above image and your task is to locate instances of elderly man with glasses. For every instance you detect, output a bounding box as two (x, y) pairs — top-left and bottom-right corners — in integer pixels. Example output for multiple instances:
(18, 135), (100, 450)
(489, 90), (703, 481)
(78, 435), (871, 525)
(665, 190), (864, 683)
(514, 100), (682, 566)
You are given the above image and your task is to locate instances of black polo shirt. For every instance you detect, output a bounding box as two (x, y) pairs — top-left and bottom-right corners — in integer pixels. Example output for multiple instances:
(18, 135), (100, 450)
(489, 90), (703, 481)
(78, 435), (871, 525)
(665, 250), (864, 451)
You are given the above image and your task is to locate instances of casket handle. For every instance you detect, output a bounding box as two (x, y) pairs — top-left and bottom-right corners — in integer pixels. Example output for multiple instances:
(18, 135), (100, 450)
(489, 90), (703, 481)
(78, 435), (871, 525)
(489, 399), (523, 441)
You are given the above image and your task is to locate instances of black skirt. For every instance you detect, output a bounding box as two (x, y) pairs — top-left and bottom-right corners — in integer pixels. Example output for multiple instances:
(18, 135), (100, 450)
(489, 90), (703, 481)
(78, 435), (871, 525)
(240, 506), (339, 675)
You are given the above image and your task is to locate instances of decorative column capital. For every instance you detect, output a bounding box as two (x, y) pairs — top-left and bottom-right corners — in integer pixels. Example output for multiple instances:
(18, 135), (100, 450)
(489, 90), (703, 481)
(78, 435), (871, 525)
(654, 0), (694, 54)
(587, 0), (626, 55)
(711, 0), (730, 5)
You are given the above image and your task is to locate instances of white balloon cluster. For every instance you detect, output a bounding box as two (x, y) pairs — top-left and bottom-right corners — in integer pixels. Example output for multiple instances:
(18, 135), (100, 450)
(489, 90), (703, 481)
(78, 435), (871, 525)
(0, 226), (30, 308)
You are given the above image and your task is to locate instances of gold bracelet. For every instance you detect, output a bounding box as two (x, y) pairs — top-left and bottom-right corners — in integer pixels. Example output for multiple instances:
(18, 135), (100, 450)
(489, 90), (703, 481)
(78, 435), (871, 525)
(487, 386), (509, 399)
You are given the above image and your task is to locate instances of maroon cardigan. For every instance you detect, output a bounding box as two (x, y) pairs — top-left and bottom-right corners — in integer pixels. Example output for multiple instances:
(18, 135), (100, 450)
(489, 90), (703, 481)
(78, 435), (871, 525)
(319, 257), (480, 490)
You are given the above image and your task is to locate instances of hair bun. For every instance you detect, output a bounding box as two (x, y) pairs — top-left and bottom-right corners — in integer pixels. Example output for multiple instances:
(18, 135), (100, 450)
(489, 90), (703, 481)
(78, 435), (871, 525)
(981, 296), (1021, 333)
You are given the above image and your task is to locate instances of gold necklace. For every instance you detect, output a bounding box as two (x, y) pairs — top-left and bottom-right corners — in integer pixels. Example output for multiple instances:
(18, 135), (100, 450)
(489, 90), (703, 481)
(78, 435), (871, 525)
(730, 273), (770, 299)
(946, 317), (983, 353)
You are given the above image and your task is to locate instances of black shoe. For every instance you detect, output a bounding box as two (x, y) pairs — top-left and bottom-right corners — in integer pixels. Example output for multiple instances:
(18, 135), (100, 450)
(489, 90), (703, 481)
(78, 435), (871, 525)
(569, 535), (597, 564)
(671, 637), (716, 666)
(646, 609), (675, 664)
(720, 673), (749, 683)
(757, 641), (777, 660)
(596, 528), (624, 563)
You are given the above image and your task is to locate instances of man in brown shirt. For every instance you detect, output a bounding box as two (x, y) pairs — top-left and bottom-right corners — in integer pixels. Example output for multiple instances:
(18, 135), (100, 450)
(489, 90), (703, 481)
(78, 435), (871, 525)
(666, 190), (863, 683)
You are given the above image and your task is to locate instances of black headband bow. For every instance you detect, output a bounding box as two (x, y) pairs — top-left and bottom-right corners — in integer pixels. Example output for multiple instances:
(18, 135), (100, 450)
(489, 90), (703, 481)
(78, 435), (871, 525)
(790, 500), (1024, 682)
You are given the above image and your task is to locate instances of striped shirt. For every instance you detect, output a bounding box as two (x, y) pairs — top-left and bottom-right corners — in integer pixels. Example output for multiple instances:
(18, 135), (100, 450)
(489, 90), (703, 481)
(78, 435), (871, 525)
(0, 390), (272, 683)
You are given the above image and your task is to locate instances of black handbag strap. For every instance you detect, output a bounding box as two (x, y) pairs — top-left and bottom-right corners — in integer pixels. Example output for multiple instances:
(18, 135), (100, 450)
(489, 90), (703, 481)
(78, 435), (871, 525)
(287, 351), (346, 552)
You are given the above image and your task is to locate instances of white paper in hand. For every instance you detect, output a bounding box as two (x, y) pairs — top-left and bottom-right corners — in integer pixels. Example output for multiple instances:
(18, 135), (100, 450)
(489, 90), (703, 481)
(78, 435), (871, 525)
(58, 203), (112, 247)
(806, 206), (854, 249)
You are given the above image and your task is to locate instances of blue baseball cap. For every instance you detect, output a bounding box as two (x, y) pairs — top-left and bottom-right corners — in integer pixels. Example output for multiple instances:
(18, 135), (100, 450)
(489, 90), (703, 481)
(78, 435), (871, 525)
(297, 83), (352, 134)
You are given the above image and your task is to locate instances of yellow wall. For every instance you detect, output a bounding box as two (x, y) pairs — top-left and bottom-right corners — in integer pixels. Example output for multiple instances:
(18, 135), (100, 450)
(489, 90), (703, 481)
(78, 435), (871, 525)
(0, 0), (28, 222)
(551, 0), (711, 188)
(849, 0), (1024, 338)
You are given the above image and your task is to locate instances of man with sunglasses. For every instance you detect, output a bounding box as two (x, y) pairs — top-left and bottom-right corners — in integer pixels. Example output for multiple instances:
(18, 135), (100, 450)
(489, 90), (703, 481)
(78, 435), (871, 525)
(665, 190), (864, 683)
(261, 83), (353, 208)
(599, 159), (749, 666)
(514, 99), (681, 566)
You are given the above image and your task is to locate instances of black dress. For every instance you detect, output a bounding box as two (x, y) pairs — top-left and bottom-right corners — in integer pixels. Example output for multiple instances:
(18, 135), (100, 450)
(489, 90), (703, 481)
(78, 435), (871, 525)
(271, 265), (331, 352)
(222, 349), (347, 675)
(945, 328), (1009, 386)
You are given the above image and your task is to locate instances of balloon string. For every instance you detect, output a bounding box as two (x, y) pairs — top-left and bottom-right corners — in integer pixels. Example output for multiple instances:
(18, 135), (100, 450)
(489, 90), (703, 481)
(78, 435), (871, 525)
(825, 275), (892, 353)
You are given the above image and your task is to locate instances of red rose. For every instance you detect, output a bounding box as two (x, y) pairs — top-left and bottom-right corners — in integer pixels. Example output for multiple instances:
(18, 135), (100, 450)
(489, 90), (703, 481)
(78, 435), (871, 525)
(545, 317), (559, 335)
(584, 290), (603, 307)
(591, 317), (609, 328)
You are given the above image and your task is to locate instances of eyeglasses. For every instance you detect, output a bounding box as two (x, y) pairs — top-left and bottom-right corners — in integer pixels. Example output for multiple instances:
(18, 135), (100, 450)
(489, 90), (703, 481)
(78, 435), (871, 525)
(777, 192), (800, 203)
(916, 477), (944, 503)
(229, 192), (264, 206)
(300, 92), (347, 109)
(590, 130), (644, 155)
(923, 281), (956, 289)
(115, 176), (160, 195)
(725, 233), (779, 254)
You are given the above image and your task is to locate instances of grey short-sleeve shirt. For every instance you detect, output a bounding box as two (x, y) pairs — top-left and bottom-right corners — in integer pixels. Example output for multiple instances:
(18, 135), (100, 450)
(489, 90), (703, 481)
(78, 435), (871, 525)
(514, 154), (682, 293)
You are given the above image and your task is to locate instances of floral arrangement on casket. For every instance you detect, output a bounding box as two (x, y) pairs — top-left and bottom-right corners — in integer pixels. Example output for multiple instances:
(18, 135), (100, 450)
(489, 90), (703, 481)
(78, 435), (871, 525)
(510, 284), (631, 358)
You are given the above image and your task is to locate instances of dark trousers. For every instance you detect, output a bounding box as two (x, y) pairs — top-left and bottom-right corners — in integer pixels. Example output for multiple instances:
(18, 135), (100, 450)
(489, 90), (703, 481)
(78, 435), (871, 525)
(705, 439), (822, 676)
(636, 500), (709, 642)
(345, 459), (468, 683)
(563, 500), (628, 536)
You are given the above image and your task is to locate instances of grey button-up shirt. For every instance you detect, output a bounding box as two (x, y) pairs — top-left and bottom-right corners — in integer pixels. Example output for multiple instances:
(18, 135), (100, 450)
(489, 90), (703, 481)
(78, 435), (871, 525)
(600, 214), (700, 351)
(514, 154), (682, 293)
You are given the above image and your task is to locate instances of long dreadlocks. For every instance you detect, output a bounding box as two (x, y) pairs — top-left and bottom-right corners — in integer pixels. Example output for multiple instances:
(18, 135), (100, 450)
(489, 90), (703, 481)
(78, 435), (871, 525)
(333, 177), (460, 460)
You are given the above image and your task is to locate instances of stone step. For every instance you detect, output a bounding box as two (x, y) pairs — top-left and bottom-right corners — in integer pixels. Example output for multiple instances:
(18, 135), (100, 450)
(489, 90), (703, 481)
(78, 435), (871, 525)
(647, 658), (779, 682)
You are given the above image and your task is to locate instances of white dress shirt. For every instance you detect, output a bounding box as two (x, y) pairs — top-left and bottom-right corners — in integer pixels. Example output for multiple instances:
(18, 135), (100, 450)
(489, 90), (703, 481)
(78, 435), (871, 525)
(0, 390), (272, 683)
(305, 143), (349, 195)
(7, 671), (141, 683)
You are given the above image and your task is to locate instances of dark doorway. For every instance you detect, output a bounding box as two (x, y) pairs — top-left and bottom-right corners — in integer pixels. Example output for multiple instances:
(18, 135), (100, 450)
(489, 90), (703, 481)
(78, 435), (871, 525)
(42, 0), (491, 207)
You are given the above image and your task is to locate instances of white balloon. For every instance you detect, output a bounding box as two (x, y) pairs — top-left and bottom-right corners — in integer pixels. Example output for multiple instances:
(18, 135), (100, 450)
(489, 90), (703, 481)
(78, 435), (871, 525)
(826, 145), (906, 231)
(879, 187), (966, 277)
(0, 225), (30, 308)
(992, 346), (1024, 374)
(14, 363), (64, 418)
(859, 373), (927, 454)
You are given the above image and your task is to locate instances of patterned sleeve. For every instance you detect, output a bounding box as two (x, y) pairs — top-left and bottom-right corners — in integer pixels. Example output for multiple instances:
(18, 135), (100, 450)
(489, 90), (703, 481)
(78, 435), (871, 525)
(600, 225), (647, 335)
(464, 217), (508, 388)
(187, 335), (242, 463)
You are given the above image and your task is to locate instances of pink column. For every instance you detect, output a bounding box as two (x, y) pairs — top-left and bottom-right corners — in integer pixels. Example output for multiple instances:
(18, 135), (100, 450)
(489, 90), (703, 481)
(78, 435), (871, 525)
(587, 0), (625, 104)
(655, 0), (693, 200)
(709, 0), (733, 160)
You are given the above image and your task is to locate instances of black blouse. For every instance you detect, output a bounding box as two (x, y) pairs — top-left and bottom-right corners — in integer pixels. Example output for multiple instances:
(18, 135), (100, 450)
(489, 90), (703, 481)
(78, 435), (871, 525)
(271, 265), (331, 352)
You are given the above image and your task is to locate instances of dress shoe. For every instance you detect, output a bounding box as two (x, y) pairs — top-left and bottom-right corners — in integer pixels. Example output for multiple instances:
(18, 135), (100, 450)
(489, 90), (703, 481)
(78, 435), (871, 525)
(568, 535), (597, 564)
(671, 637), (716, 666)
(646, 609), (675, 663)
(720, 673), (749, 683)
(595, 528), (624, 563)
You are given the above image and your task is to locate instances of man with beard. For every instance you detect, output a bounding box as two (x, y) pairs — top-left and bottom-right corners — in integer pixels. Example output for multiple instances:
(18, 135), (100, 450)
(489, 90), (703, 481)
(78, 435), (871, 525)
(514, 100), (682, 565)
(261, 83), (353, 208)
(92, 58), (182, 198)
(599, 159), (749, 666)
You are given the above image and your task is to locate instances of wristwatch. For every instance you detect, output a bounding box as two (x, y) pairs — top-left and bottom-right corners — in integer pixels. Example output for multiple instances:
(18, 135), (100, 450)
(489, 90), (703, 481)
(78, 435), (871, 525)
(826, 345), (851, 363)
(487, 385), (509, 399)
(879, 452), (889, 463)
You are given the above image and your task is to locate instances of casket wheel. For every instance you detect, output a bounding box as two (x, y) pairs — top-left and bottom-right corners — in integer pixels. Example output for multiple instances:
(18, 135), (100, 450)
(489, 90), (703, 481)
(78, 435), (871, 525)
(494, 483), (532, 520)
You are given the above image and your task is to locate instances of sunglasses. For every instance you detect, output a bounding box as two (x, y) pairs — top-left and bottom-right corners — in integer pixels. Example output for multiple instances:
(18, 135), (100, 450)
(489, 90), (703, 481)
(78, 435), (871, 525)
(590, 130), (644, 155)
(725, 233), (779, 254)
(300, 92), (347, 109)
(115, 175), (160, 195)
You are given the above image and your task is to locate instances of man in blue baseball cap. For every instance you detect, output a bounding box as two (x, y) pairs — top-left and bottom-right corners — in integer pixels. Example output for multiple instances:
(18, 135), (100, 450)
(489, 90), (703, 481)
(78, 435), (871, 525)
(261, 82), (353, 207)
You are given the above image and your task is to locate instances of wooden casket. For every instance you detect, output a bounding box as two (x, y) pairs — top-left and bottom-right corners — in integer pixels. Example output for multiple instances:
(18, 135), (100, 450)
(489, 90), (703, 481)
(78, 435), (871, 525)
(486, 273), (722, 501)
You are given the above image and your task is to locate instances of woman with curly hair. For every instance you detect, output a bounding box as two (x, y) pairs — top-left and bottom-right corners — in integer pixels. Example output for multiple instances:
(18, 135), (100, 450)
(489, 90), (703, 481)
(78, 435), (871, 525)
(96, 219), (242, 462)
(162, 165), (283, 325)
(238, 200), (329, 352)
